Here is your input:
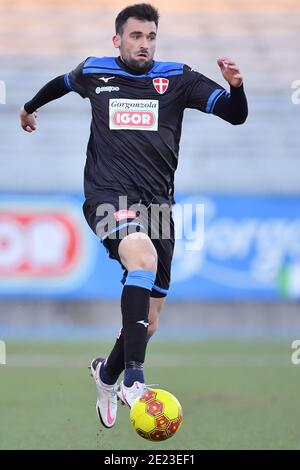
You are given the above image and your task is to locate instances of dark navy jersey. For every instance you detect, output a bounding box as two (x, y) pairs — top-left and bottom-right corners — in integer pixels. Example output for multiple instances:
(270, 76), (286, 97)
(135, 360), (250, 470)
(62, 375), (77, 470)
(65, 56), (231, 206)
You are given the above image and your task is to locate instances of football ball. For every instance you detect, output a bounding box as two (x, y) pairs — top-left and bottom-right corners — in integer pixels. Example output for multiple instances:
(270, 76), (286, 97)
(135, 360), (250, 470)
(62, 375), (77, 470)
(130, 388), (183, 441)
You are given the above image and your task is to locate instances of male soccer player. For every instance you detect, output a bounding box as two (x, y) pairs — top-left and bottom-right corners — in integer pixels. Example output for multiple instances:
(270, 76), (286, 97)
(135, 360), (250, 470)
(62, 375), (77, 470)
(20, 3), (248, 428)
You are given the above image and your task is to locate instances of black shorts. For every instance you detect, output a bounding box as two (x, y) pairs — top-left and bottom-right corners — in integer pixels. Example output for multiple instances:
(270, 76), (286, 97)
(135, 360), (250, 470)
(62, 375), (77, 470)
(83, 197), (175, 298)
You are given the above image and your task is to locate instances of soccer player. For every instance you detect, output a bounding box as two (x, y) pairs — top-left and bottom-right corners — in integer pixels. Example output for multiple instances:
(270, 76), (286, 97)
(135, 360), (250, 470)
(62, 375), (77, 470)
(20, 3), (248, 428)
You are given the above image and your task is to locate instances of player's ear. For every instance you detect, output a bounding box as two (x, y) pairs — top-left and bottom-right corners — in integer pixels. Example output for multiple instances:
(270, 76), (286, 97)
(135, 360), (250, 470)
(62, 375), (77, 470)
(112, 34), (121, 49)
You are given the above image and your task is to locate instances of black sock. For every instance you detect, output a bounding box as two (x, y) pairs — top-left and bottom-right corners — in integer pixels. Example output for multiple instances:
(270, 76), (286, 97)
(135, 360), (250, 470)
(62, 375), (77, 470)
(105, 330), (125, 378)
(121, 283), (152, 387)
(103, 325), (154, 382)
(105, 269), (155, 387)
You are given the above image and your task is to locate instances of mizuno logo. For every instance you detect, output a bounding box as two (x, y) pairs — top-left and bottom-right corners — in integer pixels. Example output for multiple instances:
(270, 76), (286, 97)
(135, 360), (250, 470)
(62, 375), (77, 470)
(136, 320), (149, 328)
(99, 76), (115, 83)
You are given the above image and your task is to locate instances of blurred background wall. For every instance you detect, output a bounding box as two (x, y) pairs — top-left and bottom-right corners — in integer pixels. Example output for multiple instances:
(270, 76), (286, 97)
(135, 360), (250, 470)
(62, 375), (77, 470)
(0, 0), (299, 340)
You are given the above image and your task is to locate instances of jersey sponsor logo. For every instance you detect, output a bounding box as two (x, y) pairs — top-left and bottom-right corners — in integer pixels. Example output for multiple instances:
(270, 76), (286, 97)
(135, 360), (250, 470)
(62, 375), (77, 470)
(153, 77), (169, 94)
(113, 111), (154, 127)
(109, 99), (159, 131)
(99, 76), (115, 83)
(114, 210), (136, 222)
(95, 86), (120, 94)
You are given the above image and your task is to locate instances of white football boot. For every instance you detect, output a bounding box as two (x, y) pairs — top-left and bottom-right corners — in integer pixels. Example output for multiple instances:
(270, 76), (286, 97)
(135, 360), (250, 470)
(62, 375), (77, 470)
(89, 357), (118, 428)
(117, 380), (150, 409)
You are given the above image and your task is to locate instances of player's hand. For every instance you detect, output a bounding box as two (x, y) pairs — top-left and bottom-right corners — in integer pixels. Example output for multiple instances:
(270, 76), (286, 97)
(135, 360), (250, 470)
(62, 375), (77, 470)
(217, 57), (243, 88)
(20, 106), (37, 132)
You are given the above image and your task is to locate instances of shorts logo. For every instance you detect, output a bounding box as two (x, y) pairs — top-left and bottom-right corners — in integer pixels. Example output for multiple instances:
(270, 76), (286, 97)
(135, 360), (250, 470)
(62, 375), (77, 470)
(153, 77), (169, 94)
(114, 210), (136, 222)
(109, 99), (159, 131)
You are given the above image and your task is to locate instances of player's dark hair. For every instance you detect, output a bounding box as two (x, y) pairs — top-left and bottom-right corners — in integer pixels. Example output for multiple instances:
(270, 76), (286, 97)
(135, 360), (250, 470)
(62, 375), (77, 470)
(115, 3), (159, 35)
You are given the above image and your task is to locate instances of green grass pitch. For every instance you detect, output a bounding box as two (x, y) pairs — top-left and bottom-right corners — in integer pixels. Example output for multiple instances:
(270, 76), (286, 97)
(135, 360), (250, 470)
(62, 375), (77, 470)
(0, 340), (299, 450)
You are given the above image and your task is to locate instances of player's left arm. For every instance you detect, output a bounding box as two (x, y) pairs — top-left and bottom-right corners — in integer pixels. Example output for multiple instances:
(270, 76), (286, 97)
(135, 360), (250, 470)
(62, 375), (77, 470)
(217, 57), (243, 89)
(213, 57), (248, 125)
(184, 59), (248, 125)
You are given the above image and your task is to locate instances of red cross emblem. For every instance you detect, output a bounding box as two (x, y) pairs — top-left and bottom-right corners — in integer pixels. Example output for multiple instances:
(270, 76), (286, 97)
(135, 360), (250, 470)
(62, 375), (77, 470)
(152, 77), (169, 94)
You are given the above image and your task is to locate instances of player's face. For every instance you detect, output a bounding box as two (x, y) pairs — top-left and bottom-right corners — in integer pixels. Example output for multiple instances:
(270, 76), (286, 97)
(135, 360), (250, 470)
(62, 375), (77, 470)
(113, 18), (157, 72)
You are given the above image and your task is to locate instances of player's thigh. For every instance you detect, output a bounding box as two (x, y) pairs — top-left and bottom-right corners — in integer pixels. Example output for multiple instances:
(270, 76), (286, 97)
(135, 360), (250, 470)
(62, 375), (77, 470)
(118, 232), (158, 272)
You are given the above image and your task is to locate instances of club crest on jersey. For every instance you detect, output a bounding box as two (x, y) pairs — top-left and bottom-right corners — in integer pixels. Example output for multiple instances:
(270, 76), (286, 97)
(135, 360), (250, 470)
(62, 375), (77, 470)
(152, 78), (169, 94)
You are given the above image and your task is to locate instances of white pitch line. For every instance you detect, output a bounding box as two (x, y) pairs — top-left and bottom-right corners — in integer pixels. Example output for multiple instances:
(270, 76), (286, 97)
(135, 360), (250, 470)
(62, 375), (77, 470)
(3, 353), (291, 368)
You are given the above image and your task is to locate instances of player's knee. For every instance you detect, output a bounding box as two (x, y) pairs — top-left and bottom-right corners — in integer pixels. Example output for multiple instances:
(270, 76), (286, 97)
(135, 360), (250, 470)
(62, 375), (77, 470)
(119, 234), (157, 272)
(136, 251), (157, 272)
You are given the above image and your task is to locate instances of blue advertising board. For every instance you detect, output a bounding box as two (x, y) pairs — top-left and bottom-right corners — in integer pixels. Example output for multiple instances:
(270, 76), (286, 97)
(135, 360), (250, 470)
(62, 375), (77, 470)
(0, 192), (299, 300)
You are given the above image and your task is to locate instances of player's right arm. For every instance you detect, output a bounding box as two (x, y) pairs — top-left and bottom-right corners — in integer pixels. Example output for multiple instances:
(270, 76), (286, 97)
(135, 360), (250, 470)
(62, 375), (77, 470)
(20, 107), (38, 133)
(20, 75), (70, 132)
(20, 61), (87, 133)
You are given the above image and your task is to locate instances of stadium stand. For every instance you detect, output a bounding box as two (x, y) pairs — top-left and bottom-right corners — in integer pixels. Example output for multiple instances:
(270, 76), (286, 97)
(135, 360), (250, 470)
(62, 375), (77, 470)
(1, 0), (299, 193)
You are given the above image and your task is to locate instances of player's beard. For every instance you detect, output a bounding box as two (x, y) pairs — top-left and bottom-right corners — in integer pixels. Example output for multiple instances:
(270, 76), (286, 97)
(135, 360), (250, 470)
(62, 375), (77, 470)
(122, 55), (153, 73)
